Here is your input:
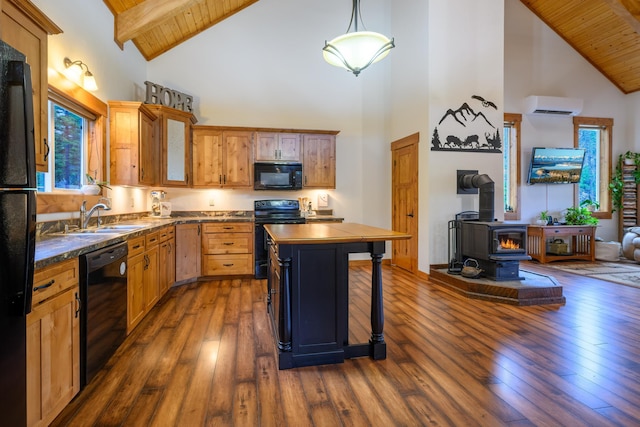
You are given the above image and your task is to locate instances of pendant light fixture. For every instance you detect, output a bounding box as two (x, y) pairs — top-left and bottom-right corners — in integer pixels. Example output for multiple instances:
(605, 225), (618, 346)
(322, 0), (395, 76)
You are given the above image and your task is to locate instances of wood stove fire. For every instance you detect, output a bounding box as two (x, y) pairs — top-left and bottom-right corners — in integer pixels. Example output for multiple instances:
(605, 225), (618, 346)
(459, 220), (531, 281)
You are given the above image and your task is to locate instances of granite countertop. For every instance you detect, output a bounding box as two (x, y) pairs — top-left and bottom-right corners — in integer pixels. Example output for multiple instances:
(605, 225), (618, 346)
(35, 214), (254, 269)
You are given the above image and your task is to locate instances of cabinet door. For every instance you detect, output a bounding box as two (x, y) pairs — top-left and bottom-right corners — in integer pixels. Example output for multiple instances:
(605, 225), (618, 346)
(223, 131), (253, 188)
(161, 110), (192, 186)
(278, 133), (301, 162)
(127, 252), (146, 333)
(27, 285), (80, 427)
(1, 1), (60, 172)
(255, 132), (279, 161)
(175, 224), (202, 282)
(139, 110), (158, 186)
(144, 245), (159, 310)
(192, 127), (223, 186)
(159, 237), (175, 296)
(302, 134), (336, 188)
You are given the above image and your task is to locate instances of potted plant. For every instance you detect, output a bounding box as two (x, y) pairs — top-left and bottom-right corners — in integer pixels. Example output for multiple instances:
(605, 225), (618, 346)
(537, 210), (549, 225)
(565, 205), (599, 225)
(580, 199), (600, 212)
(610, 151), (640, 212)
(82, 173), (111, 195)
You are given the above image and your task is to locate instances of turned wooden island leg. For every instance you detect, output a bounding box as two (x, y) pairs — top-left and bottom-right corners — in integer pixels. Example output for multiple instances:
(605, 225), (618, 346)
(369, 245), (386, 360)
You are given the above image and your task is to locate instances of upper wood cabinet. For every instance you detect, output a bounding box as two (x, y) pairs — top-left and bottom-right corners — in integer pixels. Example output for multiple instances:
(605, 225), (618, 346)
(192, 127), (253, 188)
(303, 134), (336, 188)
(1, 0), (62, 172)
(146, 105), (197, 187)
(109, 101), (158, 186)
(255, 132), (301, 162)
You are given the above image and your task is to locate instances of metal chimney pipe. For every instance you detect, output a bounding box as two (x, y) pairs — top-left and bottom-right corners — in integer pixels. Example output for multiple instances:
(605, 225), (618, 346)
(459, 173), (495, 222)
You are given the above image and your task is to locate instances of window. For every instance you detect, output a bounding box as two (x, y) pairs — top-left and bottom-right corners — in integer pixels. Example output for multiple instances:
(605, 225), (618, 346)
(503, 113), (522, 220)
(573, 117), (613, 219)
(37, 88), (103, 193)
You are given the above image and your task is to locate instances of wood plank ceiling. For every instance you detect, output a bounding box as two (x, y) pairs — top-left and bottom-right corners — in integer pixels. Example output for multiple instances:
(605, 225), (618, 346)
(103, 0), (640, 94)
(521, 0), (640, 94)
(101, 0), (259, 61)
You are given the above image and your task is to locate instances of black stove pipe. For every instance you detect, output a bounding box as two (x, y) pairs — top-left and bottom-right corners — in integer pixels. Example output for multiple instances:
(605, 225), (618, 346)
(459, 173), (495, 222)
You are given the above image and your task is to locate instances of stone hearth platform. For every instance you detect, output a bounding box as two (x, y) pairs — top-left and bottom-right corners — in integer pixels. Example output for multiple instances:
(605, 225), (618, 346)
(429, 265), (565, 306)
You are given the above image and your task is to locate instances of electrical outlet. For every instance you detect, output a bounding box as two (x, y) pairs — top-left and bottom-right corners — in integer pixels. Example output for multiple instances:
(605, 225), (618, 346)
(209, 198), (215, 206)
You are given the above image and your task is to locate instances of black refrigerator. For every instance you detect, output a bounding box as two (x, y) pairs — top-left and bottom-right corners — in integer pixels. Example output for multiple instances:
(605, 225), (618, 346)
(0, 40), (37, 427)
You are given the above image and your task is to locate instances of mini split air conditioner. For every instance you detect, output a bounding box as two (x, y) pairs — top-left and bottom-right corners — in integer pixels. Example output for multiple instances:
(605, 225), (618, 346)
(523, 95), (583, 116)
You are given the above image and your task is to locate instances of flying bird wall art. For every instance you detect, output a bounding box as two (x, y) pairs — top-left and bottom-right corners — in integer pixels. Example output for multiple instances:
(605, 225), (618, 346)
(431, 94), (502, 153)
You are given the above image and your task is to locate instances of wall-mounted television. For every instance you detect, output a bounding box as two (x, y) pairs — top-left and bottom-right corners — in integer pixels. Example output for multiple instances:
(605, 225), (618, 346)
(527, 147), (586, 184)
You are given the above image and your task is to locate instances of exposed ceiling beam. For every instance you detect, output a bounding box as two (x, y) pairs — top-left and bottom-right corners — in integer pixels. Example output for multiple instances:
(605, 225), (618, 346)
(115, 0), (202, 45)
(607, 0), (640, 33)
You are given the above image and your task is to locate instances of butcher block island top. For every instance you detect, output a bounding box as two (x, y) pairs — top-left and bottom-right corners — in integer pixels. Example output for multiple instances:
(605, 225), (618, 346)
(263, 222), (410, 245)
(263, 222), (410, 369)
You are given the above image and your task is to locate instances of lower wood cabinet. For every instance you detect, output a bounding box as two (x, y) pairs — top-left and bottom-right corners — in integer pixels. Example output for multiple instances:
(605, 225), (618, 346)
(202, 222), (253, 276)
(127, 231), (160, 334)
(158, 225), (176, 295)
(175, 223), (202, 282)
(27, 258), (80, 427)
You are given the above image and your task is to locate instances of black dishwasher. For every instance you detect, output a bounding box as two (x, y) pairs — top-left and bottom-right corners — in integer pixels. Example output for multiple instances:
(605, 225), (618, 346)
(79, 241), (128, 388)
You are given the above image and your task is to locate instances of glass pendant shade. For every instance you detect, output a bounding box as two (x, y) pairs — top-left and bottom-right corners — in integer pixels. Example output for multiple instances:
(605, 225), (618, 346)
(323, 31), (394, 76)
(83, 72), (98, 91)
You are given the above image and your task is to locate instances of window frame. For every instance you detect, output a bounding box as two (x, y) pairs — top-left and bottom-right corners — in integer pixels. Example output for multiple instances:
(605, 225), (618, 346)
(504, 113), (522, 221)
(573, 116), (613, 220)
(37, 70), (107, 214)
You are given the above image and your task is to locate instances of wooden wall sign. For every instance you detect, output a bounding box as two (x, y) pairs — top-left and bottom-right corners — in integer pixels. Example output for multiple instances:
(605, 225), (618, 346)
(144, 81), (193, 112)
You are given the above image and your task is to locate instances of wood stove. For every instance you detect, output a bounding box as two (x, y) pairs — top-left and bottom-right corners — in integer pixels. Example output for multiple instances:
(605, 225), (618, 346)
(458, 220), (531, 281)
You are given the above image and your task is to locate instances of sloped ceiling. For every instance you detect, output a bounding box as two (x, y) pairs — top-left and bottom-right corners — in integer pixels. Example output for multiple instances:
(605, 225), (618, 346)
(102, 0), (259, 61)
(520, 0), (640, 94)
(103, 0), (640, 93)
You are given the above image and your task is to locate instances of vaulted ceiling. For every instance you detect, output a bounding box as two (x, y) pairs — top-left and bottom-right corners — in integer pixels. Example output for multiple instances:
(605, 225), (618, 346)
(102, 0), (640, 94)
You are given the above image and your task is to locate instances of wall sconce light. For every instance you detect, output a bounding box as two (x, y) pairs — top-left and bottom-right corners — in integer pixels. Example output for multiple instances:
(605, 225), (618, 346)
(63, 57), (98, 91)
(322, 0), (395, 77)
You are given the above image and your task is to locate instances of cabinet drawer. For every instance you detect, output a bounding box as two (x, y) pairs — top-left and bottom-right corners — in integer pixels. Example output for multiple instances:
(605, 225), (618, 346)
(128, 236), (146, 257)
(202, 233), (253, 254)
(33, 258), (79, 306)
(158, 225), (175, 242)
(203, 222), (253, 234)
(145, 231), (160, 247)
(203, 254), (253, 275)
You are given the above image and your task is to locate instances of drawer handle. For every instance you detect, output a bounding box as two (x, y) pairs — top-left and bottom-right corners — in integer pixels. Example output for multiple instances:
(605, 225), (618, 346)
(223, 242), (234, 245)
(149, 238), (157, 243)
(133, 244), (142, 250)
(34, 279), (55, 291)
(223, 227), (234, 230)
(223, 263), (235, 267)
(75, 292), (82, 318)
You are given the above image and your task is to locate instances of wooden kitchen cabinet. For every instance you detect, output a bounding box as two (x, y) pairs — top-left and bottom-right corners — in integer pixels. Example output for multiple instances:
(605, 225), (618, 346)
(192, 127), (253, 188)
(27, 258), (80, 427)
(202, 222), (253, 276)
(158, 225), (175, 296)
(126, 231), (159, 333)
(108, 101), (158, 186)
(1, 0), (61, 172)
(147, 105), (197, 187)
(302, 134), (336, 188)
(255, 132), (301, 162)
(175, 223), (202, 283)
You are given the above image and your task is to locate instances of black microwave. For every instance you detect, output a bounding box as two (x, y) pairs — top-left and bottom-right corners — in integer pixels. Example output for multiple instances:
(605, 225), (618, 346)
(254, 162), (303, 190)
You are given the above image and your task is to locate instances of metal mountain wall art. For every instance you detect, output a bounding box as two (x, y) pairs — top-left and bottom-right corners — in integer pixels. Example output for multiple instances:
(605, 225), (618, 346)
(431, 95), (502, 153)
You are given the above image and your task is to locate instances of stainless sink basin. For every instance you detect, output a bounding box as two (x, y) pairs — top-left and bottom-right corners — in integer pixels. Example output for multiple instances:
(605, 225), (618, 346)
(96, 224), (148, 231)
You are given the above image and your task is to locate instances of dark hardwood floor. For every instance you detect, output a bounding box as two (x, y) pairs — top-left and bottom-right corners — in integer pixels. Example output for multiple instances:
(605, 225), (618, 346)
(52, 261), (640, 426)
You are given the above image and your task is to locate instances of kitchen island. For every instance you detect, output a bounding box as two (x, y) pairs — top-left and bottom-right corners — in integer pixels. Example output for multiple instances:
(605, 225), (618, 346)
(264, 222), (411, 369)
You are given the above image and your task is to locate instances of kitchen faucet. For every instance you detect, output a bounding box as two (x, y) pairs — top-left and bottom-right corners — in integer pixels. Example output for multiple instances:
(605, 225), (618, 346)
(80, 199), (111, 229)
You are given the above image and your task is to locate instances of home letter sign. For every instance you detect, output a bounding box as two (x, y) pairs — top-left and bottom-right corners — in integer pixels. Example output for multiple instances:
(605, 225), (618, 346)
(144, 81), (193, 113)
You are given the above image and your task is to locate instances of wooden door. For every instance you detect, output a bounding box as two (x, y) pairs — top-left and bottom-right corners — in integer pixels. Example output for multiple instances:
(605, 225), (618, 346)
(223, 131), (253, 187)
(278, 133), (301, 161)
(27, 285), (80, 427)
(138, 108), (158, 186)
(254, 132), (279, 161)
(192, 127), (223, 186)
(143, 245), (159, 310)
(127, 252), (146, 333)
(159, 237), (175, 296)
(175, 224), (202, 282)
(302, 134), (336, 188)
(391, 133), (419, 274)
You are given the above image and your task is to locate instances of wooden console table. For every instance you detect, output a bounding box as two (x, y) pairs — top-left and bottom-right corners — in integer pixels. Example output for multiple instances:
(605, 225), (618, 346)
(527, 225), (596, 263)
(264, 223), (410, 369)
